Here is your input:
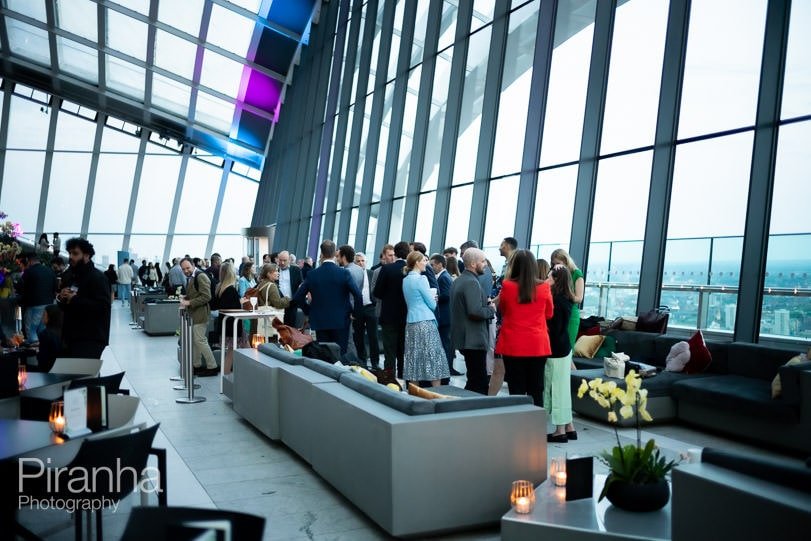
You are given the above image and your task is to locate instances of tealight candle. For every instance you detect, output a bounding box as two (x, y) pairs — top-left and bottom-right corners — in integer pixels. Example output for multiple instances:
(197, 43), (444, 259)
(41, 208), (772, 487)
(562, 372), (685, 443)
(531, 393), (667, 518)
(510, 480), (535, 514)
(514, 496), (531, 514)
(18, 362), (27, 388)
(554, 471), (567, 487)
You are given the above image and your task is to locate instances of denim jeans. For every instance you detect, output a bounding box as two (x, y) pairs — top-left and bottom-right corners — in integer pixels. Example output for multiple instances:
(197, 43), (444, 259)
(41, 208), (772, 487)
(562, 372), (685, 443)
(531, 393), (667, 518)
(117, 283), (131, 302)
(24, 305), (46, 342)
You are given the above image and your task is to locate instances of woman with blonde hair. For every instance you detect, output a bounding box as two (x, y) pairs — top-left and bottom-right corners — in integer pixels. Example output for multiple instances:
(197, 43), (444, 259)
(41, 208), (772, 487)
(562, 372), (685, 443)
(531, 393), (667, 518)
(212, 262), (242, 372)
(402, 251), (450, 386)
(550, 248), (584, 348)
(537, 258), (550, 280)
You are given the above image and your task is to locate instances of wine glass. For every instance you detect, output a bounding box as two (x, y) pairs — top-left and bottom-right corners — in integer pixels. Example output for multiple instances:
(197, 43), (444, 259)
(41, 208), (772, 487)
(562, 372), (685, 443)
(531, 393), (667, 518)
(249, 296), (258, 312)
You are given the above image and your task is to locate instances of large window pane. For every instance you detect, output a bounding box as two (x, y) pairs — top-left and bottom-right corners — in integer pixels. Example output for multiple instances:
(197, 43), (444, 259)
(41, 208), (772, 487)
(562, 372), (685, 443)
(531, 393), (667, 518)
(387, 0), (405, 81)
(662, 133), (753, 330)
(207, 4), (254, 57)
(154, 30), (197, 81)
(490, 0), (538, 178)
(421, 46), (453, 192)
(365, 1), (386, 95)
(782, 0), (811, 119)
(437, 0), (459, 52)
(482, 175), (519, 272)
(678, 0), (767, 138)
(56, 36), (98, 83)
(530, 164), (577, 254)
(414, 191), (436, 249)
(195, 91), (234, 133)
(600, 0), (668, 154)
(131, 154), (182, 233)
(7, 96), (50, 149)
(212, 235), (244, 260)
(6, 0), (46, 22)
(54, 111), (96, 151)
(86, 234), (123, 267)
(44, 153), (91, 232)
(453, 26), (491, 185)
(175, 159), (222, 233)
(394, 67), (421, 198)
(585, 152), (653, 318)
(762, 121), (811, 339)
(373, 83), (394, 201)
(106, 56), (145, 100)
(445, 185), (473, 251)
(57, 0), (97, 41)
(539, 0), (596, 167)
(106, 8), (148, 61)
(388, 198), (405, 241)
(217, 174), (258, 234)
(471, 0), (495, 33)
(158, 0), (204, 37)
(1, 151), (45, 232)
(167, 235), (209, 259)
(200, 48), (244, 99)
(410, 2), (431, 67)
(128, 235), (166, 263)
(89, 154), (138, 232)
(7, 19), (50, 66)
(151, 73), (191, 117)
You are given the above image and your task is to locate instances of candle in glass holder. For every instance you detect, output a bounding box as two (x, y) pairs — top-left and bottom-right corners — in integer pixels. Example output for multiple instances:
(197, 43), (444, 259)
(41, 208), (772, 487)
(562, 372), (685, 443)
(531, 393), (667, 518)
(49, 401), (66, 434)
(554, 471), (568, 487)
(550, 457), (567, 486)
(510, 480), (535, 514)
(17, 362), (27, 388)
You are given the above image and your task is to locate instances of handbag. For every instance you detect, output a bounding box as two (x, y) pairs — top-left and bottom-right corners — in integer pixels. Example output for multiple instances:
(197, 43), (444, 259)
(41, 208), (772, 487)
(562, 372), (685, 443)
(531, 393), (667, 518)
(635, 306), (670, 334)
(240, 286), (259, 310)
(604, 352), (629, 379)
(271, 317), (313, 350)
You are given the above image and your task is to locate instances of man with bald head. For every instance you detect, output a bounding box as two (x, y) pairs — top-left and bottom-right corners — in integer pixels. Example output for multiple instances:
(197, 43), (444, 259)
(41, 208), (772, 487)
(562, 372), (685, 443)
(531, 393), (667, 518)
(276, 250), (303, 326)
(450, 247), (496, 394)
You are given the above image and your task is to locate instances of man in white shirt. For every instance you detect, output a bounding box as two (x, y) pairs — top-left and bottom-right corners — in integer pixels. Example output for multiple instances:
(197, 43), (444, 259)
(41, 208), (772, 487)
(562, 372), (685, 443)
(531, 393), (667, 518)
(116, 259), (133, 305)
(353, 251), (380, 369)
(276, 250), (302, 326)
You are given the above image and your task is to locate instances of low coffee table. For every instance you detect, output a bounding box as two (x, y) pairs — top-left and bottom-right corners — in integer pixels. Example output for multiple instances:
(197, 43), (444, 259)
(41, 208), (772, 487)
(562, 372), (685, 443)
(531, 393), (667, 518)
(501, 474), (671, 541)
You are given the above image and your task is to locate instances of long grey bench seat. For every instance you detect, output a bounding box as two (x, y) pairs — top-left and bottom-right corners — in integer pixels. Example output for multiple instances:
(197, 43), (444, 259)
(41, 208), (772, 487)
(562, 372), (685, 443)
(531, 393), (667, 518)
(232, 345), (547, 537)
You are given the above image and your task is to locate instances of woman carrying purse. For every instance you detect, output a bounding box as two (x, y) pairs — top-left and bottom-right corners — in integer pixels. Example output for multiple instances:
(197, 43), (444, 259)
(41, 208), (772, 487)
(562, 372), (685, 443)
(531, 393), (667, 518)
(256, 264), (290, 340)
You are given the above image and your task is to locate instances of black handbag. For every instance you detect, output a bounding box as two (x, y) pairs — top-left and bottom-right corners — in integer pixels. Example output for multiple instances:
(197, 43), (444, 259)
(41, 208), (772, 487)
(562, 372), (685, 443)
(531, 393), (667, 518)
(635, 306), (670, 334)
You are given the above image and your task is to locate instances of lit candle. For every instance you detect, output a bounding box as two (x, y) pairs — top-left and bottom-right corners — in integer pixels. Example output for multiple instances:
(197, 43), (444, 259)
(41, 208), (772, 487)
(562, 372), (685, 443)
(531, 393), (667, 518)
(53, 415), (65, 433)
(514, 496), (531, 514)
(554, 471), (567, 487)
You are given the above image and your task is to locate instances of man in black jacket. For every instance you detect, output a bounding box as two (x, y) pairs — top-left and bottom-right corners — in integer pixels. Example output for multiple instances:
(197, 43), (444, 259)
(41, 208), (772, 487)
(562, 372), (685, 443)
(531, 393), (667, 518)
(276, 250), (303, 326)
(58, 238), (111, 359)
(18, 251), (57, 345)
(373, 241), (410, 378)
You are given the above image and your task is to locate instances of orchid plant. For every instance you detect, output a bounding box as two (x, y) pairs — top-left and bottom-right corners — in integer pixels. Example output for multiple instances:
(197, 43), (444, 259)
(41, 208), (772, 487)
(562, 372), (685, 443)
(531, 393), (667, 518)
(577, 370), (677, 500)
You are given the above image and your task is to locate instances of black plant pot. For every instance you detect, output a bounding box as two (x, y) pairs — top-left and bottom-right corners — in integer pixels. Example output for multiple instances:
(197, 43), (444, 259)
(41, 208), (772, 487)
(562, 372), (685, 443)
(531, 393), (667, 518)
(605, 478), (670, 512)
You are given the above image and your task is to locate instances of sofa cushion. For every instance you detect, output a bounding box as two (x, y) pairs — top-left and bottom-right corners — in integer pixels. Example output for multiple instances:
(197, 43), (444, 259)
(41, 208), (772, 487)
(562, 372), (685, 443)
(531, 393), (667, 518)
(258, 343), (301, 365)
(684, 331), (712, 374)
(338, 372), (435, 415)
(777, 359), (811, 404)
(665, 341), (691, 372)
(574, 335), (605, 359)
(725, 343), (801, 381)
(595, 335), (617, 359)
(653, 335), (728, 373)
(298, 357), (347, 380)
(604, 330), (658, 363)
(573, 356), (604, 370)
(434, 395), (533, 413)
(672, 375), (799, 423)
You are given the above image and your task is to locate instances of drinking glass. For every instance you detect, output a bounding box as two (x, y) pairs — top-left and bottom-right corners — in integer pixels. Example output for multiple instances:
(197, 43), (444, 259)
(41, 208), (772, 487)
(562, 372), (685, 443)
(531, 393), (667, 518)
(249, 296), (258, 311)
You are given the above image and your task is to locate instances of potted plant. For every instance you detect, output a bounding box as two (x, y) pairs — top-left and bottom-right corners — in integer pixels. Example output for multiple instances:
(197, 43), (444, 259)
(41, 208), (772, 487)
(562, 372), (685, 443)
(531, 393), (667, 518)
(0, 211), (23, 298)
(576, 370), (677, 512)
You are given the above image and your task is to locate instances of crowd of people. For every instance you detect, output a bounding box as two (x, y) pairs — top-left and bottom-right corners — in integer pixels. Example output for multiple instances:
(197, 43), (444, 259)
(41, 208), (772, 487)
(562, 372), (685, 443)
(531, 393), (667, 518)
(7, 233), (587, 442)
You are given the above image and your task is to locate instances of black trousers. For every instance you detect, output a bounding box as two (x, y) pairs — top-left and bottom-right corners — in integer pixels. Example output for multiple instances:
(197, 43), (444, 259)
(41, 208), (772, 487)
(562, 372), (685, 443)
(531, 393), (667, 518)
(316, 326), (350, 355)
(352, 304), (380, 367)
(502, 355), (545, 407)
(380, 323), (405, 378)
(461, 349), (488, 395)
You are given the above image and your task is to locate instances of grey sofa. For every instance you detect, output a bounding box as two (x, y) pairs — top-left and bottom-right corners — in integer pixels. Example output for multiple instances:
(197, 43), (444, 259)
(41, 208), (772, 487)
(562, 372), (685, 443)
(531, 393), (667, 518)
(672, 451), (811, 541)
(570, 330), (811, 454)
(233, 345), (547, 538)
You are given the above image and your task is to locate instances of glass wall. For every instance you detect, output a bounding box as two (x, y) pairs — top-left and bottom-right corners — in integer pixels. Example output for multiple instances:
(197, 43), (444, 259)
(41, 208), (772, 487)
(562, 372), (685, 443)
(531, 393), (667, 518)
(264, 0), (809, 343)
(0, 86), (259, 267)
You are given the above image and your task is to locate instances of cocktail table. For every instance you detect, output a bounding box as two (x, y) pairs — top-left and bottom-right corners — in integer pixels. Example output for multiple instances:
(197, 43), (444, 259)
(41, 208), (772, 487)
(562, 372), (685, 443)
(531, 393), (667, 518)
(501, 474), (671, 541)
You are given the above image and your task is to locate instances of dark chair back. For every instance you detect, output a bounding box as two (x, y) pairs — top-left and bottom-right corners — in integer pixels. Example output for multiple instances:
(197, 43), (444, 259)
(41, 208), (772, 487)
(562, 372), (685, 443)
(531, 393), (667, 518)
(69, 371), (126, 395)
(121, 506), (265, 541)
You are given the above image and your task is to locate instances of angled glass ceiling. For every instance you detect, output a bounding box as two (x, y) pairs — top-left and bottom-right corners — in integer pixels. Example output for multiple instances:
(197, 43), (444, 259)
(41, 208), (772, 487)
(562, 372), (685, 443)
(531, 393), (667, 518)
(0, 0), (320, 169)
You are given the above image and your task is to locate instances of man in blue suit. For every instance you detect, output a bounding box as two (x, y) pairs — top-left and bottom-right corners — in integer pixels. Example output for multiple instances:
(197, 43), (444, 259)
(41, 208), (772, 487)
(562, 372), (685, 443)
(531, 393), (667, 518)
(430, 254), (462, 377)
(293, 240), (363, 354)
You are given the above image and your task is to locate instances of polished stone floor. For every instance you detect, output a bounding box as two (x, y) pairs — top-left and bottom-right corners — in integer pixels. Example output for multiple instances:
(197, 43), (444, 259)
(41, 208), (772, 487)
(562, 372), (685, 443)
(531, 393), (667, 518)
(17, 303), (784, 540)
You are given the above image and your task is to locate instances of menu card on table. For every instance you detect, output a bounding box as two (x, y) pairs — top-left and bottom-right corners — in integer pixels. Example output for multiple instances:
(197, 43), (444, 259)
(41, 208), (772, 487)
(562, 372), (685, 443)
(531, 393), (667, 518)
(63, 387), (92, 438)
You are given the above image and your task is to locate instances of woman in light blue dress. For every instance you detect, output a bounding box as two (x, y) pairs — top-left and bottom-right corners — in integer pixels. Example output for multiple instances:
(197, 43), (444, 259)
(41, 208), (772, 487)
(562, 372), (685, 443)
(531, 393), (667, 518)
(402, 251), (450, 386)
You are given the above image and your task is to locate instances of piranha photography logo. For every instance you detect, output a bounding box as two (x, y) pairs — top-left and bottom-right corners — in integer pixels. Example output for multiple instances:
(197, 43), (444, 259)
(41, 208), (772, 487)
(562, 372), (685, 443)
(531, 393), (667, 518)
(18, 457), (162, 513)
